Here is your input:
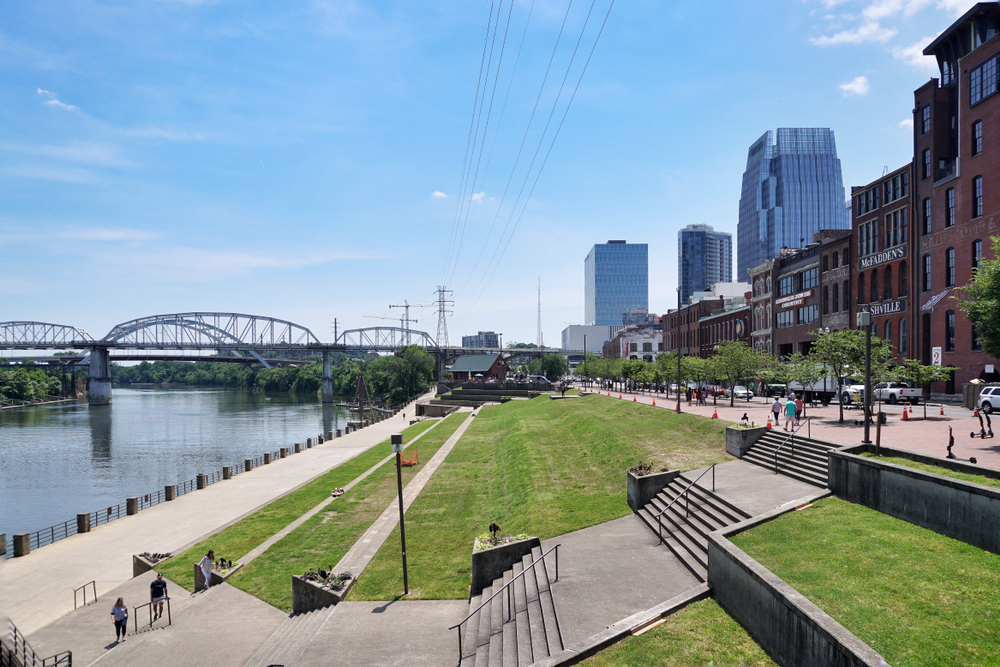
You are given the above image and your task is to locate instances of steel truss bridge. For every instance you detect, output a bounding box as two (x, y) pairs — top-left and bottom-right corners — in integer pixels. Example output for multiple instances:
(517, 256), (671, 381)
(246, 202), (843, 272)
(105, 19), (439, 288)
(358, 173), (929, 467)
(1, 314), (582, 405)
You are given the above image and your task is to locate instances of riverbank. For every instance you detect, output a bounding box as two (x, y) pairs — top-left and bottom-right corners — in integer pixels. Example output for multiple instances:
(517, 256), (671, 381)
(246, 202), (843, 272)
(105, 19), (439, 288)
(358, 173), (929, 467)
(0, 397), (80, 411)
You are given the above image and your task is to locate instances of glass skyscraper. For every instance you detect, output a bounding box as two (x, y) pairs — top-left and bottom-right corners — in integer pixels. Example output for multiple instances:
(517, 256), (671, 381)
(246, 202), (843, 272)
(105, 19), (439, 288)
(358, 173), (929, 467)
(679, 224), (732, 303)
(737, 128), (850, 278)
(584, 240), (648, 326)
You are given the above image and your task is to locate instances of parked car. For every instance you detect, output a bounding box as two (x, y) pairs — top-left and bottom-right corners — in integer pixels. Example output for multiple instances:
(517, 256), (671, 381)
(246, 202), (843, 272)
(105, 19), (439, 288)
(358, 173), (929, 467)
(978, 385), (1000, 413)
(702, 384), (726, 396)
(727, 385), (754, 400)
(873, 382), (922, 405)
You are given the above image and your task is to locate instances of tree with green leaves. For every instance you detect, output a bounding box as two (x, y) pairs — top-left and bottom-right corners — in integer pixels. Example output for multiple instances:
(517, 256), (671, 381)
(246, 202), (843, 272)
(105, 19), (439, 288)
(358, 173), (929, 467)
(709, 341), (767, 406)
(893, 358), (958, 401)
(811, 328), (893, 423)
(785, 352), (825, 405)
(540, 353), (569, 381)
(959, 236), (1000, 359)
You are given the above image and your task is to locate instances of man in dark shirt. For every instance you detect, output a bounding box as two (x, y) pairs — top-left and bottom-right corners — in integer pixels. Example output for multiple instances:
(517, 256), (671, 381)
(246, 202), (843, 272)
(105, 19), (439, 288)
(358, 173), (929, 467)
(150, 573), (168, 621)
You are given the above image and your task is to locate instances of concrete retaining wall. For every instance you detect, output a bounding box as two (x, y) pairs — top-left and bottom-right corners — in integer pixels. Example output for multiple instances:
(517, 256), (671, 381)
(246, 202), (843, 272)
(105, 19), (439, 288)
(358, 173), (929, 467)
(626, 469), (679, 512)
(470, 536), (541, 597)
(707, 490), (886, 667)
(725, 426), (768, 458)
(292, 575), (354, 614)
(829, 446), (1000, 555)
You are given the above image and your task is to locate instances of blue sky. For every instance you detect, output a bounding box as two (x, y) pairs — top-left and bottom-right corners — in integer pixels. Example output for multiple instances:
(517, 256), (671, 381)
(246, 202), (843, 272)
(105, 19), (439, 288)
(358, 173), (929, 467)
(0, 0), (973, 347)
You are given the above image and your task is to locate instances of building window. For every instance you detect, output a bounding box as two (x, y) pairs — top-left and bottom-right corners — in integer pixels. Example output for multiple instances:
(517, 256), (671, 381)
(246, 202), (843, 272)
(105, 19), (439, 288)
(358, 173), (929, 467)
(822, 255), (829, 273)
(900, 318), (908, 354)
(776, 310), (794, 328)
(973, 120), (983, 155)
(923, 255), (931, 291)
(885, 209), (907, 248)
(922, 106), (931, 134)
(946, 310), (955, 351)
(970, 55), (999, 107)
(823, 286), (829, 315)
(973, 324), (982, 351)
(973, 176), (984, 218)
(884, 265), (893, 301)
(922, 148), (931, 179)
(858, 273), (866, 304)
(871, 269), (879, 303)
(629, 342), (637, 352)
(946, 247), (956, 287)
(833, 283), (840, 312)
(899, 261), (908, 296)
(800, 267), (819, 290)
(885, 321), (893, 347)
(832, 251), (839, 269)
(778, 275), (794, 297)
(843, 280), (851, 310)
(974, 239), (983, 270)
(923, 198), (931, 235)
(946, 188), (955, 227)
(798, 305), (819, 325)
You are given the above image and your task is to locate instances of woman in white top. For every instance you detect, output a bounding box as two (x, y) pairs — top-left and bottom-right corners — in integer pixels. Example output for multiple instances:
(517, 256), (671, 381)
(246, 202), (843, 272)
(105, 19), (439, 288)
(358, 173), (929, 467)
(110, 597), (128, 642)
(199, 550), (214, 589)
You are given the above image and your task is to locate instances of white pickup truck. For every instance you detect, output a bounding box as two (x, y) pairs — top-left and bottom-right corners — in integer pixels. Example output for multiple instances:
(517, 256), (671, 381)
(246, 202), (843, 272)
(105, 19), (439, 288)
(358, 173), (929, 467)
(872, 382), (922, 405)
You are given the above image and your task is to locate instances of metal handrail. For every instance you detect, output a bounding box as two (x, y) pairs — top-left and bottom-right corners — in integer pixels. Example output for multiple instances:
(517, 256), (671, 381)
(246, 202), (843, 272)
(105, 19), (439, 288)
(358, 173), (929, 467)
(773, 417), (811, 475)
(8, 619), (72, 666)
(449, 544), (561, 661)
(655, 465), (716, 544)
(131, 596), (172, 634)
(73, 581), (96, 609)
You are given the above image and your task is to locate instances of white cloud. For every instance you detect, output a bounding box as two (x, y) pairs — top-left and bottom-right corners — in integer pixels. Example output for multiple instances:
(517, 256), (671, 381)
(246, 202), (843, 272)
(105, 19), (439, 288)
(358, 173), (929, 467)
(891, 35), (940, 71)
(471, 192), (485, 202)
(0, 141), (131, 167)
(938, 0), (975, 16)
(2, 165), (97, 183)
(840, 75), (871, 96)
(862, 0), (931, 21)
(36, 87), (79, 111)
(899, 118), (914, 129)
(812, 21), (897, 45)
(126, 127), (216, 142)
(431, 191), (447, 198)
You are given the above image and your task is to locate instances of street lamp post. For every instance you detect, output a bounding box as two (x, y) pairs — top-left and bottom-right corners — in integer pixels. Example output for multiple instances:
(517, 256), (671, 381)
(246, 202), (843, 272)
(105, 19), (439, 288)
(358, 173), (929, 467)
(857, 310), (873, 444)
(583, 334), (588, 389)
(391, 433), (409, 594)
(676, 287), (682, 413)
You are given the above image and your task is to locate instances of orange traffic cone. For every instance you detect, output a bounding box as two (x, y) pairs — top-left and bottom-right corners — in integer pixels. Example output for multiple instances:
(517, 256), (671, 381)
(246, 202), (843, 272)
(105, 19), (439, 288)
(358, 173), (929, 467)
(940, 404), (945, 416)
(766, 415), (772, 429)
(909, 404), (913, 415)
(712, 407), (718, 419)
(633, 396), (637, 402)
(652, 399), (656, 406)
(902, 407), (908, 421)
(974, 408), (980, 417)
(619, 394), (622, 399)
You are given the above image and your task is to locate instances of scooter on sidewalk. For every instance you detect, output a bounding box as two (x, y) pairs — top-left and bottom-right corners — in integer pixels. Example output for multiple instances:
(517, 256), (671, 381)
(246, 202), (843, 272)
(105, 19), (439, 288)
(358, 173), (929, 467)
(948, 426), (979, 464)
(970, 410), (994, 439)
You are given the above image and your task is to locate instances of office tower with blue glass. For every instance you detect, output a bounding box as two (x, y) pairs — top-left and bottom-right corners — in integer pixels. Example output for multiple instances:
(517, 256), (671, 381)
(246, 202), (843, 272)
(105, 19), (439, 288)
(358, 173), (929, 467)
(679, 224), (732, 303)
(737, 128), (850, 278)
(584, 240), (648, 326)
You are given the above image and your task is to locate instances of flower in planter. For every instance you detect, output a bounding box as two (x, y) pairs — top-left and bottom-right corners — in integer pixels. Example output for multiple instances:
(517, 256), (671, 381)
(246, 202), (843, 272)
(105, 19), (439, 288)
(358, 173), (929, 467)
(473, 532), (530, 551)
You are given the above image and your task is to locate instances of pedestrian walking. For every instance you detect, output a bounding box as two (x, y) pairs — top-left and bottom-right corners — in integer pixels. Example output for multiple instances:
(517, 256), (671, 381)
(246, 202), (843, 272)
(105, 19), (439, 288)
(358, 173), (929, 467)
(794, 394), (804, 426)
(199, 550), (214, 589)
(771, 396), (781, 424)
(110, 597), (128, 642)
(150, 573), (168, 620)
(784, 395), (796, 431)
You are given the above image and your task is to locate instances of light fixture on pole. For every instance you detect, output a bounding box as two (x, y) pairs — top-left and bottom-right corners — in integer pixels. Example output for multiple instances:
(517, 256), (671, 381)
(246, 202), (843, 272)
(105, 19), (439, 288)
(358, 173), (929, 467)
(857, 310), (873, 445)
(391, 433), (409, 594)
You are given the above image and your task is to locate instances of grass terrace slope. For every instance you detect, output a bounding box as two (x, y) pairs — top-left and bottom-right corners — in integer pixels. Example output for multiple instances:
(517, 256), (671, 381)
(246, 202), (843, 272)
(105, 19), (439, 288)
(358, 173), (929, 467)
(576, 599), (776, 667)
(731, 498), (1000, 665)
(157, 419), (440, 591)
(351, 394), (731, 600)
(229, 413), (470, 611)
(860, 453), (1000, 491)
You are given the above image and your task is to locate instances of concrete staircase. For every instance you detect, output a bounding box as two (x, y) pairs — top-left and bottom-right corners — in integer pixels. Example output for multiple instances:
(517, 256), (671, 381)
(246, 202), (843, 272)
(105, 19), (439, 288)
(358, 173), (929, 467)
(635, 476), (752, 582)
(459, 546), (563, 667)
(741, 430), (840, 487)
(242, 607), (333, 667)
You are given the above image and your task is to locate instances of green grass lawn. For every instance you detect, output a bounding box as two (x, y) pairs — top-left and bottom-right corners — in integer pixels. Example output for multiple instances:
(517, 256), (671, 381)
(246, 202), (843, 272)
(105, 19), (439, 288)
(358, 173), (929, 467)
(227, 413), (469, 611)
(576, 599), (776, 667)
(157, 418), (440, 591)
(350, 395), (731, 601)
(731, 498), (1000, 665)
(860, 453), (1000, 491)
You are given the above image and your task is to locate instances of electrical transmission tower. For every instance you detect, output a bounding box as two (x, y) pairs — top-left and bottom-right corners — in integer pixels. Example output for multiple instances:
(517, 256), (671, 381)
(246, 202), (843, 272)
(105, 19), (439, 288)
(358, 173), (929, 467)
(434, 286), (454, 347)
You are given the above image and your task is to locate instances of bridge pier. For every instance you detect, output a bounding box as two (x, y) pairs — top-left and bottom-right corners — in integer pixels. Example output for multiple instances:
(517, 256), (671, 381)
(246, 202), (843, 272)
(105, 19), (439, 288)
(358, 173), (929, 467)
(88, 347), (112, 406)
(322, 350), (334, 403)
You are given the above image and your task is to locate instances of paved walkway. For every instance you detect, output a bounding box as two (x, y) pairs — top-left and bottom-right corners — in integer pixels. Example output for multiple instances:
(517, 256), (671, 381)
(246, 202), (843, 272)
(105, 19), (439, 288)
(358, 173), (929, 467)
(583, 387), (1000, 468)
(0, 393), (431, 636)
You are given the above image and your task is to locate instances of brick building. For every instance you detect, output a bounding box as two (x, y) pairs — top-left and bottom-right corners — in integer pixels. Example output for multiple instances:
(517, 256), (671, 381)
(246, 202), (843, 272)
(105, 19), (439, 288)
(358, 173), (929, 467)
(602, 325), (663, 361)
(699, 304), (751, 357)
(819, 230), (853, 334)
(663, 296), (751, 359)
(914, 3), (1000, 392)
(748, 261), (773, 354)
(851, 165), (914, 362)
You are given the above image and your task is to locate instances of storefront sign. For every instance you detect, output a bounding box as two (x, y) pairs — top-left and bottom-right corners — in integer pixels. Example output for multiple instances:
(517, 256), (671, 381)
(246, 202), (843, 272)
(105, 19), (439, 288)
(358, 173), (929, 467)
(775, 290), (813, 309)
(868, 300), (906, 316)
(859, 245), (907, 270)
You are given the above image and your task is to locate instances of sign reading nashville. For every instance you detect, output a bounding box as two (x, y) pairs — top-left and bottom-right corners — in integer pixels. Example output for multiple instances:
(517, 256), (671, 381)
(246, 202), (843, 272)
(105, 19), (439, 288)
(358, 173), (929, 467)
(858, 245), (906, 271)
(775, 290), (813, 309)
(868, 299), (906, 316)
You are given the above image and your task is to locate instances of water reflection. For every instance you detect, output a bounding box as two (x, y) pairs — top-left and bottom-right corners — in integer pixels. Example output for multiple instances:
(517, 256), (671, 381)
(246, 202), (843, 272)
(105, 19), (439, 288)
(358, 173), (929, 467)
(0, 388), (350, 538)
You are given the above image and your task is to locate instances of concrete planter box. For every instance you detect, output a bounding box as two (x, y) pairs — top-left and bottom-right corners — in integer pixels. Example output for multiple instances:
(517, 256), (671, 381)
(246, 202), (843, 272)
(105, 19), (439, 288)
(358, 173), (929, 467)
(626, 469), (679, 512)
(707, 489), (887, 667)
(726, 426), (768, 458)
(471, 536), (541, 598)
(133, 553), (172, 578)
(830, 445), (1000, 555)
(292, 574), (355, 614)
(193, 562), (243, 591)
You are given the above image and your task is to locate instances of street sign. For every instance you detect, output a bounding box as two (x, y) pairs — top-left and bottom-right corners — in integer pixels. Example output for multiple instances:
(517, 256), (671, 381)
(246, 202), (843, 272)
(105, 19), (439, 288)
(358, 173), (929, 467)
(932, 346), (942, 366)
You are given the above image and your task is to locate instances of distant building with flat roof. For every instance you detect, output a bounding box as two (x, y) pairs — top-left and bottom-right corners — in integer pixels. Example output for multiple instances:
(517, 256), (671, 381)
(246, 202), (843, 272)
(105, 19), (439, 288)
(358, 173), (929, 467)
(584, 240), (648, 326)
(461, 331), (500, 349)
(679, 224), (732, 304)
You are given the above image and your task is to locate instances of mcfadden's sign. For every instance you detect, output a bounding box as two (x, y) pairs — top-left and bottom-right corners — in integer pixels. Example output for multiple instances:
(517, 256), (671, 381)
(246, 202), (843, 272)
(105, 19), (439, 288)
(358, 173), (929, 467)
(775, 290), (813, 309)
(868, 300), (906, 317)
(859, 245), (907, 271)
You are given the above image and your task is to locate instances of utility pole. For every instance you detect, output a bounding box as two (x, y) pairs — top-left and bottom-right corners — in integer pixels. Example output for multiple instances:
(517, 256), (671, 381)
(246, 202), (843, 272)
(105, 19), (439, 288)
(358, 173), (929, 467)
(676, 288), (682, 413)
(435, 286), (454, 347)
(537, 277), (542, 348)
